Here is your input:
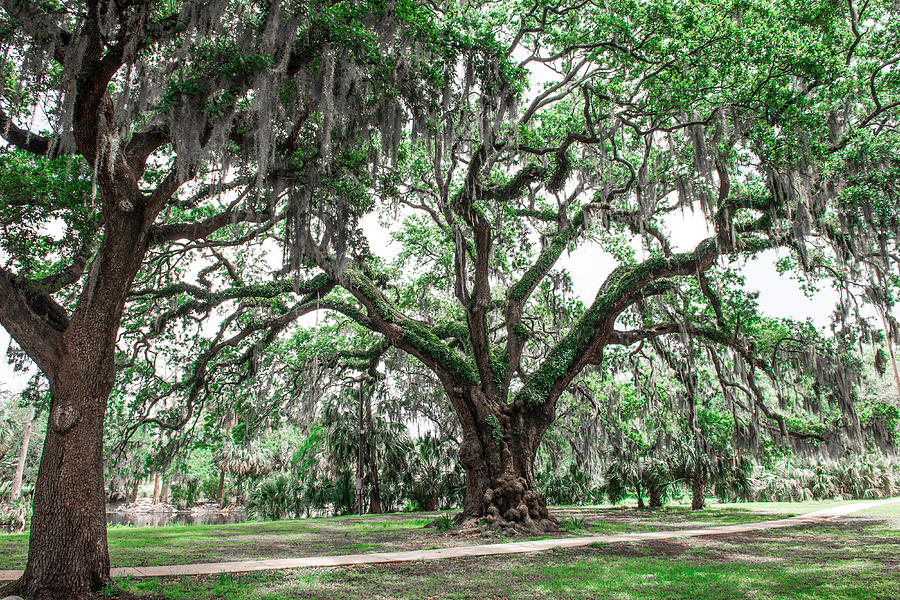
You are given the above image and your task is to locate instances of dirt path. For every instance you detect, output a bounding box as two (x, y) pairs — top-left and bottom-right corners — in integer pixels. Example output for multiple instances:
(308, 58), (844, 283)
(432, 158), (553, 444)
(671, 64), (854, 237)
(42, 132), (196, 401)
(1, 498), (897, 582)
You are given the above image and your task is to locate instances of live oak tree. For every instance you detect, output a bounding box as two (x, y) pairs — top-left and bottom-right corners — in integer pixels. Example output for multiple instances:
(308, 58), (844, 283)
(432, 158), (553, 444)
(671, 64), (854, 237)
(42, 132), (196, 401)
(276, 0), (900, 531)
(0, 0), (451, 597)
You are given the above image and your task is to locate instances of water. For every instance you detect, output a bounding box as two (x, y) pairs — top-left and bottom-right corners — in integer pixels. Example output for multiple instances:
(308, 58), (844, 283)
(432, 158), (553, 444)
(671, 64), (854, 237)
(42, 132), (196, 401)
(106, 508), (245, 527)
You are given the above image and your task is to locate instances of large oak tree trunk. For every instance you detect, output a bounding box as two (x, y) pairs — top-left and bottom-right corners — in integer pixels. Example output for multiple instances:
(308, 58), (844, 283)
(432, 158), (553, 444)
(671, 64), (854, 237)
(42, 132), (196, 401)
(453, 388), (555, 532)
(2, 189), (155, 598)
(7, 347), (116, 599)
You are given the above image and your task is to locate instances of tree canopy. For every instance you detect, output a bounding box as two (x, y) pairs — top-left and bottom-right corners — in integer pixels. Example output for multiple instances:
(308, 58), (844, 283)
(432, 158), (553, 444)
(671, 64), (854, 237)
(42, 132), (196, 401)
(1, 0), (900, 597)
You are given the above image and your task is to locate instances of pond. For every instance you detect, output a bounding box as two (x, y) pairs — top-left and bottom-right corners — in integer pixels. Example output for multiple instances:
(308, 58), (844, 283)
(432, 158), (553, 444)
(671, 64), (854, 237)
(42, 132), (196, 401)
(106, 507), (245, 527)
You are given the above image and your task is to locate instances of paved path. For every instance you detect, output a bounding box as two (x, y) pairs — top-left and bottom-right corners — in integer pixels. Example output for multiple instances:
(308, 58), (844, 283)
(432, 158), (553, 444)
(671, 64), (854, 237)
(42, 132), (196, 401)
(1, 498), (897, 582)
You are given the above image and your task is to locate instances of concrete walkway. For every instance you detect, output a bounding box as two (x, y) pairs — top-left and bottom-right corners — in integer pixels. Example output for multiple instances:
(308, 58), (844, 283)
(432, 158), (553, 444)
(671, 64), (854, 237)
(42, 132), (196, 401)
(1, 498), (897, 582)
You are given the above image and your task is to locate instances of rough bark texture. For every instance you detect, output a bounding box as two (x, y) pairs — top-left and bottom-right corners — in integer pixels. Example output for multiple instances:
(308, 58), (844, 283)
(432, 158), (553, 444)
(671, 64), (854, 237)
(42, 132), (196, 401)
(10, 405), (35, 501)
(129, 479), (140, 503)
(3, 335), (119, 599)
(152, 473), (161, 504)
(691, 474), (706, 510)
(649, 486), (662, 509)
(453, 387), (555, 532)
(2, 158), (158, 599)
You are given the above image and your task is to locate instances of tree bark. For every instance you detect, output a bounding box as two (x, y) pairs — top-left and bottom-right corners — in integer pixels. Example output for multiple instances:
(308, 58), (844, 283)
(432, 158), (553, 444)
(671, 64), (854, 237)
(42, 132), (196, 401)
(10, 404), (35, 501)
(366, 391), (382, 514)
(2, 190), (159, 599)
(160, 481), (169, 505)
(4, 353), (115, 599)
(129, 479), (140, 503)
(649, 485), (662, 509)
(454, 387), (555, 532)
(152, 473), (161, 504)
(691, 474), (706, 510)
(216, 470), (226, 506)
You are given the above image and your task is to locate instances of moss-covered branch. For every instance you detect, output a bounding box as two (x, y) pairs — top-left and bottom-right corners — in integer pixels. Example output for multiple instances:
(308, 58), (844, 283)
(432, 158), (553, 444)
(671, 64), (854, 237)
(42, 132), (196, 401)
(515, 229), (784, 408)
(341, 268), (481, 385)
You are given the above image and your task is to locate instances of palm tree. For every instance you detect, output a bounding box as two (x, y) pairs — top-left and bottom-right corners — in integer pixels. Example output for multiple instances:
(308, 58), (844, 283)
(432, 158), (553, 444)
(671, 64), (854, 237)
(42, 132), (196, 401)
(214, 441), (273, 504)
(672, 442), (751, 509)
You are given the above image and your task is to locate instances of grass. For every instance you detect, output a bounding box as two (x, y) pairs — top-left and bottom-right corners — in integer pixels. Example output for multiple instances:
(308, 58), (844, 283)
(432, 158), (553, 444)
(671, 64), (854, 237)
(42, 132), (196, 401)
(713, 499), (864, 515)
(0, 504), (792, 570)
(857, 501), (900, 527)
(110, 514), (900, 599)
(0, 513), (439, 570)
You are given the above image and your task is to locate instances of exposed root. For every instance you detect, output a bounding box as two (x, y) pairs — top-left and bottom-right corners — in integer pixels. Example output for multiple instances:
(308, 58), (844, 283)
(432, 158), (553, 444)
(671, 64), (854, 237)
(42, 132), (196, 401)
(452, 512), (559, 535)
(453, 470), (560, 535)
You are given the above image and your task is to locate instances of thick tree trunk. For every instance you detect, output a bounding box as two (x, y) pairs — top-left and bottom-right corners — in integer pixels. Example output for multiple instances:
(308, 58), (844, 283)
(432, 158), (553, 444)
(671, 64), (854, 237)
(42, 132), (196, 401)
(691, 474), (706, 510)
(10, 404), (35, 501)
(636, 493), (645, 509)
(160, 482), (169, 505)
(455, 389), (555, 532)
(2, 194), (157, 598)
(152, 473), (161, 504)
(4, 356), (114, 600)
(649, 485), (662, 509)
(129, 479), (140, 503)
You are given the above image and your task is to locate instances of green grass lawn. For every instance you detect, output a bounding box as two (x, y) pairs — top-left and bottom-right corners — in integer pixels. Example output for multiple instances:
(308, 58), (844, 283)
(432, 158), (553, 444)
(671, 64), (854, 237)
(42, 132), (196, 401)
(0, 504), (802, 570)
(0, 513), (438, 569)
(111, 515), (899, 600)
(2, 501), (896, 599)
